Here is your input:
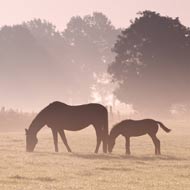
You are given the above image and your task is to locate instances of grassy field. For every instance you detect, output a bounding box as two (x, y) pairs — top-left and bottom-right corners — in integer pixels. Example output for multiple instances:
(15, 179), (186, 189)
(0, 123), (190, 190)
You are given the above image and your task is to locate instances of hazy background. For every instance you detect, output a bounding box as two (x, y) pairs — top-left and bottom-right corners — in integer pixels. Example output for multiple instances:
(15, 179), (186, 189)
(0, 0), (190, 131)
(0, 3), (189, 189)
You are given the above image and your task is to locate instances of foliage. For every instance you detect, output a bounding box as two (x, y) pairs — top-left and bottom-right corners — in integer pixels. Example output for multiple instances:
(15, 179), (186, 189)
(0, 13), (120, 108)
(108, 11), (190, 117)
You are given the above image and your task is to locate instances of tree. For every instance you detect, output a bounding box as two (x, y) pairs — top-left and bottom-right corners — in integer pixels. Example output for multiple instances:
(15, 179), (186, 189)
(108, 11), (190, 118)
(0, 24), (52, 83)
(0, 13), (120, 109)
(62, 12), (120, 103)
(23, 19), (65, 54)
(23, 19), (73, 100)
(0, 24), (64, 109)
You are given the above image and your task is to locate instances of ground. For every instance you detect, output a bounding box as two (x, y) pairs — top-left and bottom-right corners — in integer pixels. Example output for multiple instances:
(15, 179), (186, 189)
(0, 122), (189, 190)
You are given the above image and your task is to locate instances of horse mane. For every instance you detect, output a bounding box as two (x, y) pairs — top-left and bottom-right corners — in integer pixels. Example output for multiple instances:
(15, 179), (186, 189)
(111, 120), (130, 130)
(28, 105), (51, 134)
(110, 120), (124, 138)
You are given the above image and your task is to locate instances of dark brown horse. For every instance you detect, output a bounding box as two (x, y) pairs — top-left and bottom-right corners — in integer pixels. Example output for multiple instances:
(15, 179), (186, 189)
(25, 101), (108, 153)
(108, 119), (171, 155)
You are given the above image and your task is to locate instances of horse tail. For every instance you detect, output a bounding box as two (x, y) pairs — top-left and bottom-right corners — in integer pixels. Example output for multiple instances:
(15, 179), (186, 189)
(157, 121), (171, 133)
(102, 109), (109, 153)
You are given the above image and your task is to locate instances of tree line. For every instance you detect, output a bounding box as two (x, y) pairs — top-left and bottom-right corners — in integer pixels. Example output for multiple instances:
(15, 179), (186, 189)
(0, 12), (120, 110)
(0, 107), (35, 132)
(0, 10), (189, 122)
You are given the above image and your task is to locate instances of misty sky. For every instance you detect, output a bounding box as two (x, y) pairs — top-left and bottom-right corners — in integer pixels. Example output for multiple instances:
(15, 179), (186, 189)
(0, 0), (190, 112)
(0, 0), (190, 30)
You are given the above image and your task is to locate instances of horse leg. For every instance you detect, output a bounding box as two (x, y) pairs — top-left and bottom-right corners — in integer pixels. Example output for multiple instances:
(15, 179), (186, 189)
(58, 129), (72, 152)
(125, 137), (131, 155)
(94, 127), (102, 154)
(102, 128), (108, 154)
(102, 135), (107, 153)
(150, 134), (161, 155)
(155, 136), (161, 155)
(51, 128), (58, 152)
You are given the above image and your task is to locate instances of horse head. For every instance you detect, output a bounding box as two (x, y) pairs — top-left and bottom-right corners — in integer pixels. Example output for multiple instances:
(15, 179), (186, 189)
(25, 129), (38, 152)
(108, 135), (115, 153)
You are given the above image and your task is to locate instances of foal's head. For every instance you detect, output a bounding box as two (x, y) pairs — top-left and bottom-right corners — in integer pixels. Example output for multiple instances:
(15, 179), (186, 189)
(25, 129), (38, 152)
(108, 122), (123, 153)
(108, 127), (117, 153)
(108, 136), (115, 153)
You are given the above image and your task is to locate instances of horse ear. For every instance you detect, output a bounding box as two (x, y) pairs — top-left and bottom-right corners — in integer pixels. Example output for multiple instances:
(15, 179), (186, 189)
(25, 129), (28, 135)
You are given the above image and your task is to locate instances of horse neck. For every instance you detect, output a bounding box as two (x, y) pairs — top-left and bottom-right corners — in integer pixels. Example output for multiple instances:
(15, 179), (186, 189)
(28, 112), (46, 136)
(110, 126), (121, 141)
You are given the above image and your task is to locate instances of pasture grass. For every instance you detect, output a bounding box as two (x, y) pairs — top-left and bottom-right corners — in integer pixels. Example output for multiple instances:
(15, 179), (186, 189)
(0, 124), (190, 190)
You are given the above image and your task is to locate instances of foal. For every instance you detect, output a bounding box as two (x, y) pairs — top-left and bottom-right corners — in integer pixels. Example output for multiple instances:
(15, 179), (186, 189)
(108, 119), (171, 155)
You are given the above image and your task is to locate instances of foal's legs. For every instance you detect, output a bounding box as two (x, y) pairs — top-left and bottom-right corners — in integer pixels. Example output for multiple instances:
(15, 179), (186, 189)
(94, 127), (102, 154)
(58, 129), (72, 152)
(125, 137), (131, 155)
(51, 128), (58, 152)
(149, 134), (161, 155)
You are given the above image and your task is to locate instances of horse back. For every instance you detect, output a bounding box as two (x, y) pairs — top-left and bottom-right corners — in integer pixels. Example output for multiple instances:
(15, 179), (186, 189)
(120, 119), (159, 137)
(44, 102), (107, 130)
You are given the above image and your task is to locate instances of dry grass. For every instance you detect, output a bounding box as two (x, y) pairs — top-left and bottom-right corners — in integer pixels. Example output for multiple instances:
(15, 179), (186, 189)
(0, 124), (190, 190)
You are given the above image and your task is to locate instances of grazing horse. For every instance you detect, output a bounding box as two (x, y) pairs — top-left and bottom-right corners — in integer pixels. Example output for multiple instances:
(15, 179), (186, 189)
(25, 101), (108, 153)
(108, 119), (171, 155)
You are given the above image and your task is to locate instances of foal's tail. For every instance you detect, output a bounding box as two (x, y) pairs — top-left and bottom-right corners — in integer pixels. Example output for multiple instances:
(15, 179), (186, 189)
(157, 121), (171, 133)
(102, 110), (109, 153)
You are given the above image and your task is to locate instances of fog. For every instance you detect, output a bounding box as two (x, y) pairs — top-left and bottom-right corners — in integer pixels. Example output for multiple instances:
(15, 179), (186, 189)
(0, 9), (190, 132)
(0, 3), (189, 190)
